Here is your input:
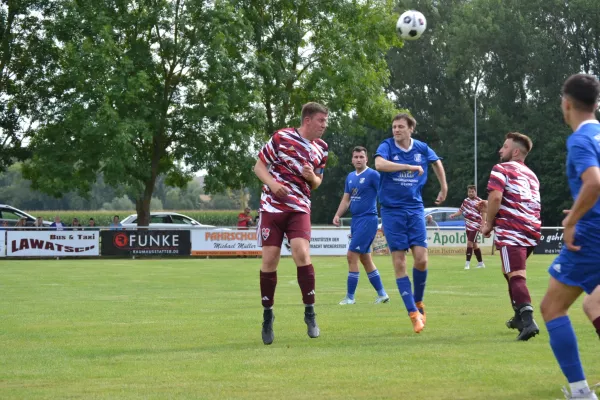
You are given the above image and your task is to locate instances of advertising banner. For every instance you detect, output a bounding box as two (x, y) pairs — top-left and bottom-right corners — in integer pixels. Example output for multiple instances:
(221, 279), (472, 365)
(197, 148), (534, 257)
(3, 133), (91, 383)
(101, 230), (191, 256)
(534, 227), (563, 255)
(191, 229), (351, 256)
(372, 228), (495, 256)
(6, 230), (99, 257)
(0, 230), (6, 257)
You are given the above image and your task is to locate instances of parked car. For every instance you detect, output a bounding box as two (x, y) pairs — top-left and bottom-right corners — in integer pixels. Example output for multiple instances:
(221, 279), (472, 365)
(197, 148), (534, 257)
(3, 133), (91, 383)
(120, 212), (218, 229)
(377, 207), (465, 230)
(0, 204), (51, 227)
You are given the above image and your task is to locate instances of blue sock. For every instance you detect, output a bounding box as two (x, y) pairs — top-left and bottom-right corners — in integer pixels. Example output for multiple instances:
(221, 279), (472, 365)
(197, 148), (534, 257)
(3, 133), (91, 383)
(396, 276), (417, 313)
(546, 316), (585, 383)
(346, 272), (360, 300)
(413, 268), (428, 304)
(367, 269), (386, 297)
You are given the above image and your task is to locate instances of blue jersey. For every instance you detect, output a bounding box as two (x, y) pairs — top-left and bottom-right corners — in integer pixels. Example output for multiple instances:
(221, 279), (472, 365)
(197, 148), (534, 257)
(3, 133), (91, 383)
(566, 121), (600, 225)
(374, 138), (440, 209)
(344, 167), (379, 217)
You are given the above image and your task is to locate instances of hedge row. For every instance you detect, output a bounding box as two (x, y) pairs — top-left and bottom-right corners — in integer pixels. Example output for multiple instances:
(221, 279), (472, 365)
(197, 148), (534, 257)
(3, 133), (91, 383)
(29, 210), (244, 227)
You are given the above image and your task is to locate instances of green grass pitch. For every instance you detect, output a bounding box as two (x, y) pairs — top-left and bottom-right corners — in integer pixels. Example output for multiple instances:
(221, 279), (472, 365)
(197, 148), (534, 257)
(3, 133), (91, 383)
(1, 255), (598, 399)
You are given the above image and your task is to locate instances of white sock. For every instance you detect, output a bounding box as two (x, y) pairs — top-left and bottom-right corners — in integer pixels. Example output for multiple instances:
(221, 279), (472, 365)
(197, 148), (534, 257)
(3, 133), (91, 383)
(570, 380), (590, 396)
(465, 261), (470, 266)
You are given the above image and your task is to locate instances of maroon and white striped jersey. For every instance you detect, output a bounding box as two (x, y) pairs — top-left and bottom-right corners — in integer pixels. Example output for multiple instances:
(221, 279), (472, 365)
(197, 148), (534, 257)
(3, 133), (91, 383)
(486, 161), (541, 247)
(460, 196), (483, 231)
(258, 128), (328, 214)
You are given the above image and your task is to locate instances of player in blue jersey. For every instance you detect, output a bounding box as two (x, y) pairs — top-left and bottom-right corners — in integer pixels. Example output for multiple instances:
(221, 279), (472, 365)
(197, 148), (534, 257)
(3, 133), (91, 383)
(333, 146), (397, 305)
(539, 74), (600, 399)
(374, 113), (448, 333)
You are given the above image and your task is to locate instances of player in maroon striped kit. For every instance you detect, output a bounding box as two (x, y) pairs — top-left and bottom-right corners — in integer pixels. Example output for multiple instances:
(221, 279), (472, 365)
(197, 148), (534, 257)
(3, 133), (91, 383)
(253, 102), (329, 345)
(482, 132), (542, 341)
(450, 185), (486, 270)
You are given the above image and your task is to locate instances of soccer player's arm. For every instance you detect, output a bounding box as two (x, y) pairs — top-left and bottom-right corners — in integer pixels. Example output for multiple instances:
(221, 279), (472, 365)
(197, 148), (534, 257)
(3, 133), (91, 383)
(254, 134), (290, 197)
(373, 142), (420, 172)
(428, 147), (448, 204)
(562, 139), (600, 227)
(307, 150), (327, 190)
(334, 193), (351, 220)
(484, 165), (507, 230)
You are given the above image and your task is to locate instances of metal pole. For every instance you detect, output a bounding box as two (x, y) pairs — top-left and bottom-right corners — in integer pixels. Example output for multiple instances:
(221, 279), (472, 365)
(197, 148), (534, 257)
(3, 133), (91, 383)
(474, 95), (478, 188)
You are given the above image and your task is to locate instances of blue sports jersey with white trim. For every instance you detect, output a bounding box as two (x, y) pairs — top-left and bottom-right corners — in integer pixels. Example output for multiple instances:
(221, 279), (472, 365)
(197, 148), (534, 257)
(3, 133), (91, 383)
(566, 121), (600, 225)
(374, 138), (440, 209)
(344, 167), (379, 217)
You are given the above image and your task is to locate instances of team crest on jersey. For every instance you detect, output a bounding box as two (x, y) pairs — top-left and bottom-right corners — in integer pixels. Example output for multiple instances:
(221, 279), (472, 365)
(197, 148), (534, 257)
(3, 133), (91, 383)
(261, 228), (270, 241)
(414, 153), (422, 163)
(359, 178), (365, 184)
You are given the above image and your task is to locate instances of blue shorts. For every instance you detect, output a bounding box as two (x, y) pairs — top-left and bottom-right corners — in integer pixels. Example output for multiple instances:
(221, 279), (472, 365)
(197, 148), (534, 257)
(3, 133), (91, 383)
(381, 207), (427, 252)
(548, 229), (600, 294)
(348, 215), (378, 254)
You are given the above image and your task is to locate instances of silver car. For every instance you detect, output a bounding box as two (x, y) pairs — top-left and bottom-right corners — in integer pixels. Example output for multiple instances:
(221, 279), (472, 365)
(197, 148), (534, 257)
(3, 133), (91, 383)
(120, 212), (217, 229)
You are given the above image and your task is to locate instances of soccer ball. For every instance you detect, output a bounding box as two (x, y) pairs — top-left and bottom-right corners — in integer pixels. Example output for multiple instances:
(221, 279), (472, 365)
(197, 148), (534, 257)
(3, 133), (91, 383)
(396, 10), (427, 41)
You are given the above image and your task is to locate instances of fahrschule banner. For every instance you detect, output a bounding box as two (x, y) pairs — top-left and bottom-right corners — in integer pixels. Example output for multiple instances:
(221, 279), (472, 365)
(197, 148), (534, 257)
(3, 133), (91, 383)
(6, 230), (99, 257)
(191, 229), (350, 256)
(101, 230), (191, 256)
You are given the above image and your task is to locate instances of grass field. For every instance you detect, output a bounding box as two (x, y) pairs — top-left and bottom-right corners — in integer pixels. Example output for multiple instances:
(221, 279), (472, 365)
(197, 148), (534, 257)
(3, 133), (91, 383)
(1, 254), (599, 399)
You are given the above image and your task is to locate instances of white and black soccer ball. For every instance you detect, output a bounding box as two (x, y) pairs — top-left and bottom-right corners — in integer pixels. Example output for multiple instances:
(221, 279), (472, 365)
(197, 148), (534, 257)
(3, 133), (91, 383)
(396, 10), (427, 41)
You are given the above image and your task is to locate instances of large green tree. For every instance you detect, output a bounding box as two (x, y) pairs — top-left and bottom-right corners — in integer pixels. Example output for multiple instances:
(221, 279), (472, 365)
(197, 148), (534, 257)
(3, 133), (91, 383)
(22, 0), (260, 226)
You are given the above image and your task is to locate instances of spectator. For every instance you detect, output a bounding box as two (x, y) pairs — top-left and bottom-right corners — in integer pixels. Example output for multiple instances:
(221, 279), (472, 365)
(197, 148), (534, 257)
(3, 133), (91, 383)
(50, 216), (65, 231)
(15, 218), (27, 229)
(88, 218), (98, 230)
(70, 218), (83, 231)
(109, 215), (123, 230)
(237, 207), (253, 230)
(0, 221), (8, 230)
(425, 214), (439, 230)
(34, 217), (45, 229)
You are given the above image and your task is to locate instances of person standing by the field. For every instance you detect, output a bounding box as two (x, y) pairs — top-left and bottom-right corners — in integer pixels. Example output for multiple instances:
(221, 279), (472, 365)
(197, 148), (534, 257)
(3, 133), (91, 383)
(253, 102), (329, 345)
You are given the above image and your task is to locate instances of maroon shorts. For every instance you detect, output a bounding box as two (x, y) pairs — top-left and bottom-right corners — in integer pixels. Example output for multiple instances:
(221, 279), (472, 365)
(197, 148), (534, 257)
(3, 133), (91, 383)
(257, 212), (311, 247)
(466, 229), (480, 243)
(498, 245), (535, 274)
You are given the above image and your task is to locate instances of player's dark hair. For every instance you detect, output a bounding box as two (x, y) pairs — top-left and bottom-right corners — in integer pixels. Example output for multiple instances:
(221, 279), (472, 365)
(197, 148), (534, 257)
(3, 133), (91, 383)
(506, 132), (533, 154)
(562, 74), (600, 112)
(392, 113), (416, 129)
(352, 146), (367, 155)
(467, 185), (476, 191)
(301, 102), (328, 122)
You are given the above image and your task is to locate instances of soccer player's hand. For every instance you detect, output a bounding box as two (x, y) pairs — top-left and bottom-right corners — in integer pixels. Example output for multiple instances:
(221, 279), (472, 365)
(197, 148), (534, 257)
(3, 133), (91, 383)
(434, 189), (447, 205)
(449, 214), (455, 219)
(481, 224), (493, 238)
(562, 209), (571, 215)
(412, 165), (424, 176)
(562, 218), (581, 251)
(302, 163), (316, 181)
(269, 182), (290, 198)
(333, 215), (341, 226)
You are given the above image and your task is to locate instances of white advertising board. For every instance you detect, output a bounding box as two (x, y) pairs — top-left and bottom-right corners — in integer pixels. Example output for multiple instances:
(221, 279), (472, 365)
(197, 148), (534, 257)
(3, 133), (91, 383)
(0, 230), (5, 257)
(6, 230), (100, 257)
(191, 229), (350, 256)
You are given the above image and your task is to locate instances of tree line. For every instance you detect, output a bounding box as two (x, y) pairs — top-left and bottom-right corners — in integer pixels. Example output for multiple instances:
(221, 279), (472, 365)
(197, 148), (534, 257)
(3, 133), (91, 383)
(1, 0), (599, 225)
